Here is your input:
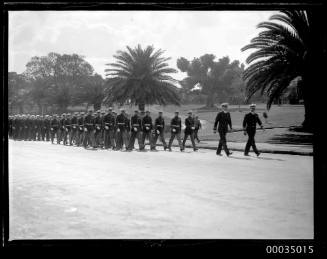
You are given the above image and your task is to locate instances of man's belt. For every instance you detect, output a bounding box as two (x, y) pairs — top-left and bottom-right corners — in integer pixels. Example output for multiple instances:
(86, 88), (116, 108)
(156, 125), (164, 127)
(144, 124), (151, 126)
(117, 122), (125, 125)
(171, 125), (180, 127)
(71, 124), (78, 126)
(105, 123), (113, 125)
(132, 124), (140, 126)
(85, 123), (93, 125)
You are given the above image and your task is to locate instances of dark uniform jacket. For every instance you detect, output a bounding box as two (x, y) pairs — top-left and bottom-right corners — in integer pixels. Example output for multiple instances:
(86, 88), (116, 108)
(170, 116), (182, 133)
(131, 115), (142, 132)
(71, 116), (78, 129)
(50, 118), (60, 130)
(32, 118), (38, 130)
(243, 112), (262, 131)
(102, 114), (115, 130)
(142, 115), (153, 132)
(78, 117), (84, 131)
(214, 111), (232, 133)
(59, 118), (65, 130)
(184, 116), (195, 134)
(36, 119), (43, 129)
(43, 118), (50, 130)
(194, 119), (201, 130)
(64, 118), (72, 131)
(154, 117), (165, 133)
(116, 114), (129, 131)
(94, 116), (102, 131)
(84, 115), (94, 131)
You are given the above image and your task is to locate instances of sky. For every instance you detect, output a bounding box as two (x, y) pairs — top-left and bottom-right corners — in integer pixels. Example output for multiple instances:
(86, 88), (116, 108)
(9, 11), (277, 80)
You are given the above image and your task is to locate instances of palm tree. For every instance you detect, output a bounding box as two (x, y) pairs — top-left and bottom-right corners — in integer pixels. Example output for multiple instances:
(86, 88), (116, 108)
(104, 44), (180, 111)
(241, 10), (325, 131)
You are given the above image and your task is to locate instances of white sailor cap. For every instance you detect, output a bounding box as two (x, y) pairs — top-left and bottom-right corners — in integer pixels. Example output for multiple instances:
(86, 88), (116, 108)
(221, 103), (228, 107)
(250, 103), (256, 108)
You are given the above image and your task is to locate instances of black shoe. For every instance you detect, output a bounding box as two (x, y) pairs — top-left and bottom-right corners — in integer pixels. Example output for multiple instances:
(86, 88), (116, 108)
(164, 146), (167, 151)
(168, 148), (172, 152)
(194, 148), (198, 151)
(216, 153), (222, 156)
(244, 153), (250, 156)
(256, 152), (261, 157)
(227, 151), (233, 157)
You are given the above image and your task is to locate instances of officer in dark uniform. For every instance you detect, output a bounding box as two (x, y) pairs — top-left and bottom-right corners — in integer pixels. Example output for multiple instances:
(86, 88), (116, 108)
(182, 111), (198, 151)
(44, 115), (51, 141)
(77, 112), (85, 146)
(152, 111), (168, 151)
(40, 115), (46, 141)
(115, 108), (129, 151)
(243, 104), (263, 156)
(94, 110), (102, 148)
(58, 114), (66, 144)
(141, 110), (153, 150)
(11, 115), (16, 140)
(128, 110), (143, 151)
(102, 108), (116, 149)
(20, 115), (27, 140)
(9, 115), (13, 138)
(31, 115), (38, 141)
(63, 113), (72, 145)
(194, 115), (202, 143)
(50, 114), (60, 144)
(36, 115), (43, 141)
(213, 103), (233, 156)
(69, 112), (78, 145)
(83, 109), (96, 149)
(168, 111), (183, 152)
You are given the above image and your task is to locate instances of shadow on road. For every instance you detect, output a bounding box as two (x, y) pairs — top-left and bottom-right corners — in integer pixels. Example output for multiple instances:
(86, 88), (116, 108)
(257, 157), (285, 161)
(228, 156), (252, 160)
(267, 133), (313, 145)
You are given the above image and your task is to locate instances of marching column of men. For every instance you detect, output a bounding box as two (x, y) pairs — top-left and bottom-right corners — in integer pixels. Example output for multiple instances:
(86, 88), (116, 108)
(9, 103), (264, 156)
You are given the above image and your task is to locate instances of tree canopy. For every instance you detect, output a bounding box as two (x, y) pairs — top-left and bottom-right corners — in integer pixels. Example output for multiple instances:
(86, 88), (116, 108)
(177, 54), (246, 107)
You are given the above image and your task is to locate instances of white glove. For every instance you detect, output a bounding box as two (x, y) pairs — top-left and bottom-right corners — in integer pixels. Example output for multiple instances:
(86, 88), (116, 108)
(84, 128), (88, 132)
(93, 130), (96, 133)
(146, 127), (149, 130)
(73, 126), (76, 129)
(35, 126), (37, 128)
(172, 129), (176, 133)
(117, 128), (120, 132)
(105, 126), (109, 130)
(66, 128), (68, 132)
(79, 127), (83, 130)
(134, 127), (137, 132)
(156, 130), (160, 134)
(13, 127), (15, 129)
(51, 128), (53, 131)
(191, 127), (195, 130)
(97, 126), (100, 130)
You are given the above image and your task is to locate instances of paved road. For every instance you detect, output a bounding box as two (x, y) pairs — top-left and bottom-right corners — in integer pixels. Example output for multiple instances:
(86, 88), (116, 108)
(9, 140), (313, 239)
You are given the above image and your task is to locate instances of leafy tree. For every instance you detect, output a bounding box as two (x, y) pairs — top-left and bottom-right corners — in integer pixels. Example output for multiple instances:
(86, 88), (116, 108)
(104, 44), (180, 111)
(74, 73), (106, 111)
(241, 10), (325, 130)
(24, 52), (94, 113)
(177, 55), (245, 107)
